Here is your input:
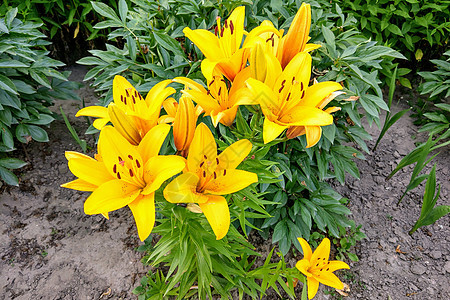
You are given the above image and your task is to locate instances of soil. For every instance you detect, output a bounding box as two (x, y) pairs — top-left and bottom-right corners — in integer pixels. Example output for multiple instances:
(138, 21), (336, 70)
(0, 66), (449, 300)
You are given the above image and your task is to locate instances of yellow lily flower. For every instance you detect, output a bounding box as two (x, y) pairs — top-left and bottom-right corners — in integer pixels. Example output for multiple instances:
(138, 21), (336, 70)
(62, 124), (186, 241)
(285, 90), (345, 148)
(163, 123), (258, 239)
(76, 75), (175, 145)
(245, 3), (320, 69)
(174, 69), (251, 127)
(296, 237), (350, 299)
(183, 6), (248, 81)
(245, 52), (342, 143)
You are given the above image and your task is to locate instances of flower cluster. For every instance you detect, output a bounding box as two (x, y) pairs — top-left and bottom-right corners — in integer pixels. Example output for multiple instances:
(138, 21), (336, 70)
(62, 4), (344, 243)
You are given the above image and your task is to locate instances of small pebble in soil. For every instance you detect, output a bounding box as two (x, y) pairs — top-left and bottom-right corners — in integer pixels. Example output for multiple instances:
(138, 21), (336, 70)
(429, 250), (442, 259)
(444, 261), (450, 273)
(410, 263), (427, 275)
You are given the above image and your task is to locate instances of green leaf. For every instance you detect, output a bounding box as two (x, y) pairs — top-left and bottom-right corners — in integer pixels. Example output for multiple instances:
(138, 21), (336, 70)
(0, 59), (28, 68)
(0, 74), (18, 95)
(27, 125), (49, 142)
(91, 1), (121, 22)
(387, 24), (403, 36)
(153, 31), (185, 57)
(118, 0), (128, 23)
(0, 165), (19, 186)
(0, 158), (27, 169)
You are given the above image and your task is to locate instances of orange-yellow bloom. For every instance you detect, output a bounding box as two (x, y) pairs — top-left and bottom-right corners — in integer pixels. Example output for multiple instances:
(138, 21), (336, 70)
(296, 238), (350, 299)
(76, 75), (175, 145)
(285, 89), (344, 147)
(163, 123), (258, 239)
(183, 6), (248, 81)
(245, 3), (320, 69)
(174, 70), (252, 127)
(245, 52), (342, 143)
(62, 124), (185, 241)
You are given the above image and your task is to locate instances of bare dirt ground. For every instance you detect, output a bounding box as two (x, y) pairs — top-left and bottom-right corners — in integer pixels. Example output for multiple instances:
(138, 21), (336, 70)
(0, 66), (449, 300)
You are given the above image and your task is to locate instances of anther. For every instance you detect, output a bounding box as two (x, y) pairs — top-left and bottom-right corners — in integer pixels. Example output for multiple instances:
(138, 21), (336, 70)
(213, 172), (217, 179)
(223, 169), (227, 176)
(286, 92), (291, 102)
(203, 170), (206, 177)
(301, 82), (304, 90)
(121, 95), (124, 102)
(218, 86), (222, 96)
(132, 95), (136, 104)
(113, 164), (117, 173)
(204, 155), (207, 159)
(118, 156), (123, 161)
(128, 155), (133, 160)
(209, 78), (215, 86)
(301, 91), (305, 99)
(326, 268), (329, 271)
(125, 89), (129, 97)
(292, 77), (296, 85)
(230, 20), (234, 34)
(134, 90), (137, 97)
(129, 169), (134, 177)
(117, 173), (121, 179)
(216, 158), (219, 164)
(124, 98), (127, 105)
(224, 20), (228, 28)
(199, 161), (204, 167)
(207, 90), (211, 96)
(215, 26), (218, 36)
(136, 160), (141, 168)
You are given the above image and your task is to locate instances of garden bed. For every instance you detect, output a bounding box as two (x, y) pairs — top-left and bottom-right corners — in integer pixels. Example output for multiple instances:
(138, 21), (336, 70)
(0, 66), (448, 299)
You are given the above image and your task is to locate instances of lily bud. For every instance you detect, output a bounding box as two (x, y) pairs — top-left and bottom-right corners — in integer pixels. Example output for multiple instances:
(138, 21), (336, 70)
(173, 96), (197, 153)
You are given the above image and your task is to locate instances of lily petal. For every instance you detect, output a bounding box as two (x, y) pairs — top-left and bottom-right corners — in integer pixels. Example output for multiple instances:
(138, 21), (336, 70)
(98, 126), (145, 187)
(67, 157), (112, 186)
(245, 78), (279, 119)
(163, 172), (209, 204)
(203, 169), (257, 195)
(138, 124), (171, 163)
(327, 260), (350, 272)
(142, 155), (186, 195)
(183, 28), (222, 61)
(307, 277), (320, 300)
(305, 126), (322, 148)
(314, 271), (344, 290)
(295, 259), (312, 277)
(217, 139), (252, 170)
(311, 237), (331, 264)
(76, 105), (108, 118)
(187, 123), (217, 175)
(61, 178), (98, 191)
(128, 193), (155, 241)
(279, 106), (333, 126)
(298, 237), (313, 260)
(84, 179), (140, 214)
(199, 195), (230, 240)
(300, 81), (343, 108)
(263, 117), (288, 143)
